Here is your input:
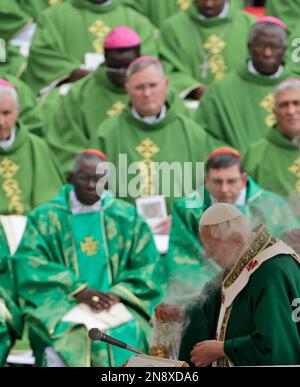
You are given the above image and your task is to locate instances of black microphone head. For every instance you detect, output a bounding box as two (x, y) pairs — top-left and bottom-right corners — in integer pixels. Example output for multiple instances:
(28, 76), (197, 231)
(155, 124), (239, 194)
(88, 328), (103, 341)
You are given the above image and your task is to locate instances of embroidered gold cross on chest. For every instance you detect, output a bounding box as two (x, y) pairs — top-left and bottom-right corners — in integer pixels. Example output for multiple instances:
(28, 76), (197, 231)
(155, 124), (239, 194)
(135, 138), (160, 159)
(81, 237), (100, 256)
(88, 20), (111, 54)
(204, 35), (227, 55)
(177, 0), (192, 11)
(260, 93), (275, 127)
(107, 101), (126, 118)
(0, 158), (20, 179)
(200, 35), (227, 80)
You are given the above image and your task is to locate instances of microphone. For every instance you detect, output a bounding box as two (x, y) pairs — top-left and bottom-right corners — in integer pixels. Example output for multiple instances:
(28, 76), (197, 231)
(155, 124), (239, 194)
(88, 328), (144, 355)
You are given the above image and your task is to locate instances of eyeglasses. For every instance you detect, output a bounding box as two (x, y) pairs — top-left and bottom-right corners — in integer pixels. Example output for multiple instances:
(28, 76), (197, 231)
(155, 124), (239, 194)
(106, 67), (127, 74)
(75, 174), (105, 184)
(254, 42), (284, 51)
(209, 178), (242, 186)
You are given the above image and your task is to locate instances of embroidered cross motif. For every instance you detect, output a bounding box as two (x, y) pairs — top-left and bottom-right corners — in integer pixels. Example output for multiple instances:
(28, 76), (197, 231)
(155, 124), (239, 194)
(135, 138), (160, 159)
(0, 158), (20, 179)
(177, 0), (192, 11)
(260, 93), (276, 127)
(107, 101), (126, 118)
(88, 20), (111, 54)
(81, 237), (100, 256)
(204, 35), (227, 55)
(288, 157), (300, 179)
(247, 259), (259, 272)
(48, 0), (60, 5)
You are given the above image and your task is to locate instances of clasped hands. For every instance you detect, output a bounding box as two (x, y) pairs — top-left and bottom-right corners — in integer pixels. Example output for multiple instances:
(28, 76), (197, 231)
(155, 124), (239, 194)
(75, 287), (120, 312)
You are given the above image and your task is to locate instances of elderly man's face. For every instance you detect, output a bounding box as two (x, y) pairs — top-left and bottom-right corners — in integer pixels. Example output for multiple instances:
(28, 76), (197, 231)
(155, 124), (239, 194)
(200, 226), (243, 269)
(249, 28), (286, 76)
(125, 64), (169, 117)
(205, 165), (248, 204)
(196, 0), (226, 18)
(274, 88), (300, 141)
(0, 93), (18, 141)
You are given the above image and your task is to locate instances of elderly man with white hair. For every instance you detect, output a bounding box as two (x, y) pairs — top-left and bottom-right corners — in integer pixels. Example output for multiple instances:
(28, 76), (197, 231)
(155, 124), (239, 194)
(0, 80), (63, 215)
(175, 203), (300, 366)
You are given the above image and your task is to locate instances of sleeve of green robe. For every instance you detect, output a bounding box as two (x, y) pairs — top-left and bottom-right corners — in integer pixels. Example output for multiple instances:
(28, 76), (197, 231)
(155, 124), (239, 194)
(44, 89), (90, 177)
(108, 210), (162, 319)
(224, 257), (300, 366)
(166, 198), (203, 277)
(22, 10), (82, 93)
(0, 0), (30, 42)
(159, 18), (203, 96)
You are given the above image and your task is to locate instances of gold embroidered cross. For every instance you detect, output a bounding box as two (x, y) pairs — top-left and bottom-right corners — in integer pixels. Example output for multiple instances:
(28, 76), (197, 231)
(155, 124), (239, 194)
(177, 0), (191, 11)
(204, 35), (227, 55)
(81, 237), (100, 256)
(88, 20), (111, 54)
(260, 93), (276, 127)
(48, 0), (60, 5)
(107, 101), (126, 118)
(0, 158), (20, 179)
(135, 138), (160, 159)
(288, 157), (300, 178)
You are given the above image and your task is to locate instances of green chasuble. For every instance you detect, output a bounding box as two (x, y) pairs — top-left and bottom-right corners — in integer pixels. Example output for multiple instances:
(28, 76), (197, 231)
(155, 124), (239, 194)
(22, 0), (158, 93)
(196, 63), (293, 155)
(158, 1), (254, 96)
(0, 73), (43, 136)
(44, 66), (128, 177)
(265, 0), (300, 30)
(245, 127), (300, 203)
(13, 185), (162, 367)
(0, 224), (23, 366)
(89, 98), (223, 213)
(179, 226), (300, 366)
(0, 124), (63, 215)
(165, 177), (300, 289)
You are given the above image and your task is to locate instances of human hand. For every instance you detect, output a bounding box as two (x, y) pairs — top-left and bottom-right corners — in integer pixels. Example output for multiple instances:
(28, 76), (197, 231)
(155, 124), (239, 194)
(152, 216), (172, 235)
(284, 228), (300, 253)
(74, 288), (120, 312)
(154, 303), (185, 323)
(66, 68), (91, 83)
(188, 85), (208, 100)
(190, 340), (225, 367)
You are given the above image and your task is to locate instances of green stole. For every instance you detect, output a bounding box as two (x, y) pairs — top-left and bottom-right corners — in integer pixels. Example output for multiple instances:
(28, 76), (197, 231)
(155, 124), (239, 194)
(69, 199), (140, 367)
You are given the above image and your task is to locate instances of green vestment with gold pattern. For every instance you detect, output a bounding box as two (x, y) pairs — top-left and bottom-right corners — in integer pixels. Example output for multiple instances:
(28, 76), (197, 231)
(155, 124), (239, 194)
(44, 66), (128, 177)
(22, 0), (158, 93)
(245, 127), (300, 212)
(196, 63), (294, 155)
(179, 226), (300, 366)
(89, 98), (224, 213)
(165, 177), (300, 290)
(13, 185), (161, 366)
(0, 124), (63, 215)
(0, 223), (23, 366)
(159, 1), (254, 96)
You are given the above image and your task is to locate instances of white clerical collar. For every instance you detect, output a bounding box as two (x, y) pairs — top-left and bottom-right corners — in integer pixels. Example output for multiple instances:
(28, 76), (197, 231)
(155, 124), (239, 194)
(198, 1), (229, 20)
(0, 129), (16, 149)
(131, 104), (167, 125)
(211, 187), (247, 206)
(248, 60), (284, 79)
(70, 189), (102, 214)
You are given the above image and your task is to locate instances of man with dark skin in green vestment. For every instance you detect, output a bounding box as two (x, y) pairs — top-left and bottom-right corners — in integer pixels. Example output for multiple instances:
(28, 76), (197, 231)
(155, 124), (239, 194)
(155, 203), (300, 366)
(44, 26), (141, 177)
(13, 150), (161, 366)
(196, 17), (296, 155)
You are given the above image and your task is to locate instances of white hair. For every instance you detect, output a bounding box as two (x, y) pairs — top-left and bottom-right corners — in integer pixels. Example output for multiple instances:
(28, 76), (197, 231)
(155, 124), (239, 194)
(274, 79), (300, 105)
(0, 84), (19, 108)
(125, 58), (165, 82)
(208, 214), (252, 244)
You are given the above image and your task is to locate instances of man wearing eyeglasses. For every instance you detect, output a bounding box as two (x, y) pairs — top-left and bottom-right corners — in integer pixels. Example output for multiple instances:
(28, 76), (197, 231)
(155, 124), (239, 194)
(164, 148), (300, 291)
(196, 16), (300, 155)
(13, 149), (161, 367)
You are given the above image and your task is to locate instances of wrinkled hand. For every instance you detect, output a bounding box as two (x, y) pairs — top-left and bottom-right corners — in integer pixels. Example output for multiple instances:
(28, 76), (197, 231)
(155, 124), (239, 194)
(284, 229), (300, 253)
(152, 216), (172, 235)
(188, 85), (208, 101)
(190, 340), (225, 367)
(154, 303), (185, 323)
(75, 288), (120, 312)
